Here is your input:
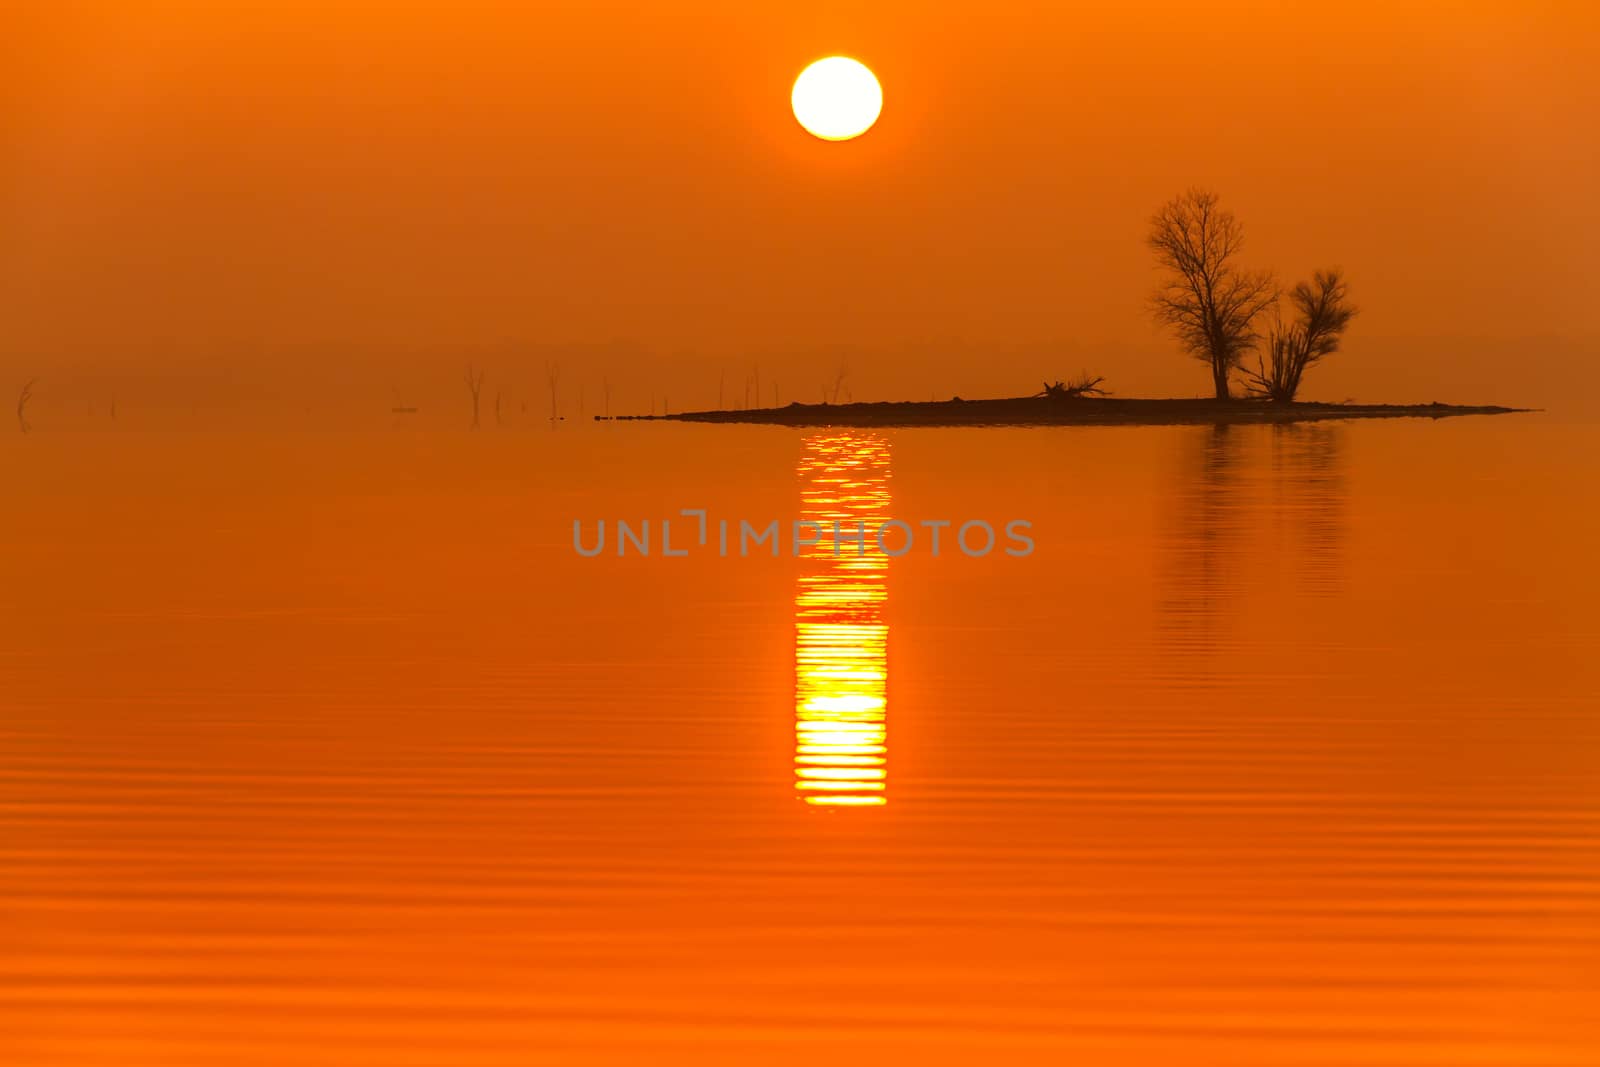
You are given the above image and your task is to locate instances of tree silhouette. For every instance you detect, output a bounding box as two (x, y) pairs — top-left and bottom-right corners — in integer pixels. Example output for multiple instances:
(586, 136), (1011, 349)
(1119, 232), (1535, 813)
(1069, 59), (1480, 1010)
(464, 365), (486, 429)
(1148, 189), (1277, 400)
(545, 361), (561, 420)
(822, 359), (850, 404)
(1244, 270), (1358, 402)
(17, 378), (36, 434)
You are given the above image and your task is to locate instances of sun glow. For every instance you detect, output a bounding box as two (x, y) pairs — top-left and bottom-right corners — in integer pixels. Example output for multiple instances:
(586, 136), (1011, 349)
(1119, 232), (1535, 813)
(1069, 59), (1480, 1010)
(791, 57), (883, 141)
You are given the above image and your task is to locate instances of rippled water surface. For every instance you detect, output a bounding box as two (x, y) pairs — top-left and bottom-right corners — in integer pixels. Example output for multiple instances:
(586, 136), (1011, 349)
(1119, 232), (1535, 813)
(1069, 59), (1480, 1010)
(3, 418), (1598, 1065)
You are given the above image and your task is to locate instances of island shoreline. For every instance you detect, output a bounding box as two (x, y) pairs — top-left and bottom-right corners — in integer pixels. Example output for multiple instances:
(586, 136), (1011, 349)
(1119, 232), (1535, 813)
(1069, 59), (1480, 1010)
(599, 396), (1533, 428)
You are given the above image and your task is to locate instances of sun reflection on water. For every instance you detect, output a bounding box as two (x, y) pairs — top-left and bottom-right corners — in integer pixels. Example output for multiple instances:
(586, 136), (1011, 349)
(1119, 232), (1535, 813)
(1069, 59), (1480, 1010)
(795, 432), (891, 807)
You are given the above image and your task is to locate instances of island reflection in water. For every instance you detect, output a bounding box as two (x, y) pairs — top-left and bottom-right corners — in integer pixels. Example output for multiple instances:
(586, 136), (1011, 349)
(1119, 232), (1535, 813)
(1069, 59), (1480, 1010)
(794, 432), (891, 807)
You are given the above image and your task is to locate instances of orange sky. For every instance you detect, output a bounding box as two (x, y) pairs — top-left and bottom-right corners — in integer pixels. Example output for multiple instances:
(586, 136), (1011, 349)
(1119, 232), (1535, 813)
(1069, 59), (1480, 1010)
(4, 1), (1598, 411)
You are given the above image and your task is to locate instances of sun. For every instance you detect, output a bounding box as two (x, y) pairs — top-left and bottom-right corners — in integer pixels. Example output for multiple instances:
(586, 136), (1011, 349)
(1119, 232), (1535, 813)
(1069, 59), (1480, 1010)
(791, 57), (882, 142)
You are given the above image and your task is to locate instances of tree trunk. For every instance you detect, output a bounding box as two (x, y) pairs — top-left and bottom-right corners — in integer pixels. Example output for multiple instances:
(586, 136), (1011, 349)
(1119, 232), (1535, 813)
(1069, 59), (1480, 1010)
(1212, 362), (1231, 401)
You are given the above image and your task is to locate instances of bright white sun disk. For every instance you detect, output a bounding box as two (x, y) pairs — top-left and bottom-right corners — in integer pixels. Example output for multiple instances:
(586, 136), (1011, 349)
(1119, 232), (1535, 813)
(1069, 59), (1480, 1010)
(791, 57), (882, 141)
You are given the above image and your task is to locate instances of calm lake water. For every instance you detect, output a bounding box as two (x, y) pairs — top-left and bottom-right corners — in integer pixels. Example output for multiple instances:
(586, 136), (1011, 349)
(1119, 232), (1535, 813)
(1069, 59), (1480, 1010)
(3, 416), (1599, 1065)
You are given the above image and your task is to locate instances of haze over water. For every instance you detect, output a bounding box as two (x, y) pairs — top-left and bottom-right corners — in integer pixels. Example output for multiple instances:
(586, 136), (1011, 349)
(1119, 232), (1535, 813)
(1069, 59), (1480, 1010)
(3, 416), (1599, 1065)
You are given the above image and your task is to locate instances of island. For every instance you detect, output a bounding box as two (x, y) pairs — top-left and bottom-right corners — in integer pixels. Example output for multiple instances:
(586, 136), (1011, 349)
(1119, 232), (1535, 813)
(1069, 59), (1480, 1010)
(599, 394), (1530, 429)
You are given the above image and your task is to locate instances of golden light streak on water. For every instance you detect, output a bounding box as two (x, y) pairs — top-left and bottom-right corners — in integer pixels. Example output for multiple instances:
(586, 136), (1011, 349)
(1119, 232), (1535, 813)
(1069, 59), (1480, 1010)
(795, 432), (891, 807)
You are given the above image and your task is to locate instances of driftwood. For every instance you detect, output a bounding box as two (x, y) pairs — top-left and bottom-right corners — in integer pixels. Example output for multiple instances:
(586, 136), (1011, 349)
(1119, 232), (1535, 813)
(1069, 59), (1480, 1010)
(1036, 374), (1108, 400)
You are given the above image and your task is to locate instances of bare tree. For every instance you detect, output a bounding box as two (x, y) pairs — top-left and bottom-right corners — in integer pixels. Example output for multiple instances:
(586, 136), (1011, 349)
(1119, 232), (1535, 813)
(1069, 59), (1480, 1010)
(494, 388), (504, 427)
(1148, 189), (1278, 399)
(464, 365), (486, 429)
(1244, 270), (1358, 402)
(17, 378), (37, 434)
(545, 361), (561, 420)
(823, 359), (850, 404)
